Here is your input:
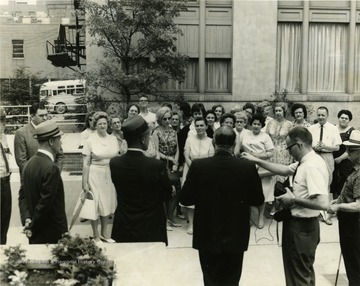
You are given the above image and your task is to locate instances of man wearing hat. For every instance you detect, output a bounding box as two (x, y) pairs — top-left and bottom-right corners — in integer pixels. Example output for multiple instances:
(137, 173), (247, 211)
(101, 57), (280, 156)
(15, 102), (64, 229)
(0, 108), (12, 244)
(110, 115), (172, 244)
(328, 130), (360, 286)
(22, 121), (68, 244)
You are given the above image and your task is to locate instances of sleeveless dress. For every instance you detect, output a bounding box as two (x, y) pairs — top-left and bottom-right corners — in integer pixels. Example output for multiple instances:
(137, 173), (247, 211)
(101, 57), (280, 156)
(83, 133), (119, 218)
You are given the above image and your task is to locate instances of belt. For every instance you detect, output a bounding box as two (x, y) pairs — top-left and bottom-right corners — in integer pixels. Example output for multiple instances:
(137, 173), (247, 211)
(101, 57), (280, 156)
(316, 151), (333, 154)
(290, 216), (318, 221)
(0, 175), (10, 183)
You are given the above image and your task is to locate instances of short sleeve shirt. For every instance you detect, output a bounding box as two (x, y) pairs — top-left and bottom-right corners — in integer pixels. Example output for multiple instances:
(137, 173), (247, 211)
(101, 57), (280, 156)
(140, 111), (157, 125)
(291, 150), (329, 217)
(308, 122), (342, 148)
(240, 131), (274, 154)
(82, 133), (119, 165)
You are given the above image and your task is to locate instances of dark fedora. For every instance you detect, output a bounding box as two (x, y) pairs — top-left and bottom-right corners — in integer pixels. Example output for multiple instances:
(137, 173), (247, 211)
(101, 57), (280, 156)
(34, 121), (64, 141)
(122, 115), (149, 139)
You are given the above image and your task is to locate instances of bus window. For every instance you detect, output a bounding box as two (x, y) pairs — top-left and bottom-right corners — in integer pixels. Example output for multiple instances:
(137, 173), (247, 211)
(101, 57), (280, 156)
(58, 86), (66, 95)
(67, 85), (75, 94)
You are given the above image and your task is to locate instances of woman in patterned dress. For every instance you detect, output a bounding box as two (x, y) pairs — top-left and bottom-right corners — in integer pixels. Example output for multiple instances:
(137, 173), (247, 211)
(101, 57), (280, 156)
(82, 111), (119, 243)
(153, 107), (181, 230)
(266, 103), (293, 183)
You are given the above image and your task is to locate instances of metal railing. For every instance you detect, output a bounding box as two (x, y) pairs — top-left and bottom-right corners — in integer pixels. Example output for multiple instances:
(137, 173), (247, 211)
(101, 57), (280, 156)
(0, 104), (87, 129)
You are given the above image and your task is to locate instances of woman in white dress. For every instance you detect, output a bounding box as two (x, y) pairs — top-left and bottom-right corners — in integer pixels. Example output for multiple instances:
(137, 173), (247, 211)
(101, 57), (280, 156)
(235, 113), (274, 228)
(182, 117), (215, 234)
(82, 111), (119, 243)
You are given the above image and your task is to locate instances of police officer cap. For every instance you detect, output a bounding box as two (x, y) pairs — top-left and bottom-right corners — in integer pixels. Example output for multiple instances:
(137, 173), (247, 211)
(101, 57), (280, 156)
(122, 115), (149, 139)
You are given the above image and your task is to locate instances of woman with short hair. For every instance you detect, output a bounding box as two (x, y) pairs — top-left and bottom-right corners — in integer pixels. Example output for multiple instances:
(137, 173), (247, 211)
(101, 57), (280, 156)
(330, 109), (355, 199)
(153, 107), (181, 230)
(291, 103), (311, 128)
(82, 111), (119, 243)
(181, 117), (215, 234)
(235, 113), (274, 228)
(212, 104), (225, 129)
(205, 110), (217, 138)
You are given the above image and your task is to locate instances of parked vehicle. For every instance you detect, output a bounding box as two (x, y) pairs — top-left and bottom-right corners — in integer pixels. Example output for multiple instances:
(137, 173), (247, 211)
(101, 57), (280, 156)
(39, 80), (85, 114)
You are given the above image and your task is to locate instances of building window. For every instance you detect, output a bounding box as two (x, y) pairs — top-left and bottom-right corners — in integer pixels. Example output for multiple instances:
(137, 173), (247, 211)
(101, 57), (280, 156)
(162, 59), (199, 92)
(276, 23), (301, 92)
(307, 23), (348, 92)
(206, 59), (231, 92)
(12, 39), (24, 59)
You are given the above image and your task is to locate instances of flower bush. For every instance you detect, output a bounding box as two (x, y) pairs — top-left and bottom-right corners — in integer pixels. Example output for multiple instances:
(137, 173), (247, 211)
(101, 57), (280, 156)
(51, 235), (114, 285)
(1, 235), (115, 286)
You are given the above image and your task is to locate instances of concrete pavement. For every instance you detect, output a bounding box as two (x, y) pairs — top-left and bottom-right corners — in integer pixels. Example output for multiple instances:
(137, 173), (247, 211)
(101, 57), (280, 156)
(3, 172), (349, 286)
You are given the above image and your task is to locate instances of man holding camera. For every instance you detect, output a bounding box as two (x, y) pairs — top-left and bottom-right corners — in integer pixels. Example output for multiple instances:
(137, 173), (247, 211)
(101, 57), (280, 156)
(242, 127), (329, 286)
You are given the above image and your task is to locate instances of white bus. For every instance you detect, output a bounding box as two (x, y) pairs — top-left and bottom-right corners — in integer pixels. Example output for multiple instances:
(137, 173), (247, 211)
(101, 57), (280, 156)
(39, 80), (86, 114)
(39, 79), (85, 100)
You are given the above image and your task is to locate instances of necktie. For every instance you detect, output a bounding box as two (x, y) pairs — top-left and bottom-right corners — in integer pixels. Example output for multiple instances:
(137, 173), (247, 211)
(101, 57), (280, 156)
(0, 141), (10, 174)
(292, 162), (300, 184)
(319, 125), (324, 142)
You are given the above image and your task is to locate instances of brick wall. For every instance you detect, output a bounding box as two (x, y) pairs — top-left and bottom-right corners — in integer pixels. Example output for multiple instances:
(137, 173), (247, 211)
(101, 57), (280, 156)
(63, 152), (82, 172)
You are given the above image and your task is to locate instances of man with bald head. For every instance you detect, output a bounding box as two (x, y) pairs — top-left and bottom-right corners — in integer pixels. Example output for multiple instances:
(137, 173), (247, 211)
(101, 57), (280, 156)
(180, 126), (264, 285)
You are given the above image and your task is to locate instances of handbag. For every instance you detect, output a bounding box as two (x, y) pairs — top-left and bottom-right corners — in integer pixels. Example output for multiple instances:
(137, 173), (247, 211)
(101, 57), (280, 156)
(73, 191), (97, 221)
(167, 168), (180, 183)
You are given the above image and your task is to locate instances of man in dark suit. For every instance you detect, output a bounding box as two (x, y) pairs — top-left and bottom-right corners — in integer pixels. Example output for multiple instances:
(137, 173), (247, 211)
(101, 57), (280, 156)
(180, 126), (264, 286)
(14, 102), (64, 228)
(110, 116), (172, 244)
(22, 121), (68, 244)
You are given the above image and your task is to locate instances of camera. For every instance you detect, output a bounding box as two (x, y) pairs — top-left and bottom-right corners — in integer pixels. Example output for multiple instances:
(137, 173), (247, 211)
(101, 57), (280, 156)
(274, 181), (287, 197)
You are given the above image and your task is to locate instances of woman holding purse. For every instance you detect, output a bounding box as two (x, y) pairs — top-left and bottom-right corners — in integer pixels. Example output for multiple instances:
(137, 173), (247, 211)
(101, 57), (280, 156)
(82, 111), (119, 243)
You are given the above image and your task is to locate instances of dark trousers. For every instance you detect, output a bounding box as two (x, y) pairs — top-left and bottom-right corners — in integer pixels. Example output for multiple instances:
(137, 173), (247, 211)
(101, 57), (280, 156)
(282, 217), (320, 286)
(338, 212), (360, 286)
(1, 176), (12, 244)
(198, 250), (244, 286)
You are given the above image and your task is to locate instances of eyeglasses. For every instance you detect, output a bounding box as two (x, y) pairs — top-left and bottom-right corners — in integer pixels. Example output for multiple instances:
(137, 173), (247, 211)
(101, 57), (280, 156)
(162, 117), (171, 121)
(286, 142), (299, 151)
(236, 120), (245, 123)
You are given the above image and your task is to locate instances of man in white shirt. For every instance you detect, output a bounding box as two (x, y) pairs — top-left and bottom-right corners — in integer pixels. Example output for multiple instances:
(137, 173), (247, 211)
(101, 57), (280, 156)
(309, 106), (342, 225)
(139, 94), (157, 125)
(242, 127), (329, 286)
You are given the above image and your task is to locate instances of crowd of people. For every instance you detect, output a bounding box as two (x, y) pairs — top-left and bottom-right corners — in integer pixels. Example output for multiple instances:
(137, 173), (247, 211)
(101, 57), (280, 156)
(0, 95), (359, 286)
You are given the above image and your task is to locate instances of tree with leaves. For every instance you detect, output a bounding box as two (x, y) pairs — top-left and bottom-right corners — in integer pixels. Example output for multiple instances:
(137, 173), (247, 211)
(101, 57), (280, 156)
(83, 0), (188, 105)
(1, 66), (43, 105)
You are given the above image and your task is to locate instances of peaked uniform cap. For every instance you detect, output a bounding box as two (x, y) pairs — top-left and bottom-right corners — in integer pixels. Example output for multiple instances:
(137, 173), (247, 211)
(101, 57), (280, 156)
(121, 115), (149, 139)
(34, 121), (64, 141)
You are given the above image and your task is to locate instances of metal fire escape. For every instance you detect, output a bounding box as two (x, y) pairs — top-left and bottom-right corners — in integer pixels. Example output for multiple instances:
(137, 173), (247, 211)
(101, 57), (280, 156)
(46, 0), (85, 70)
